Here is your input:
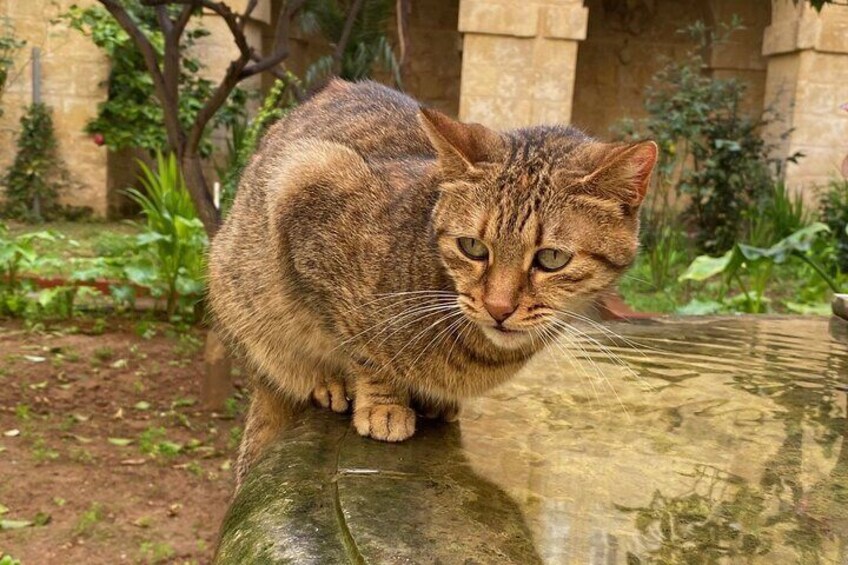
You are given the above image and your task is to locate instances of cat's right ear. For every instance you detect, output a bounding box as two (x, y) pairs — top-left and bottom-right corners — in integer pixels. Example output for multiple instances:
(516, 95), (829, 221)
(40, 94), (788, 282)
(418, 107), (502, 176)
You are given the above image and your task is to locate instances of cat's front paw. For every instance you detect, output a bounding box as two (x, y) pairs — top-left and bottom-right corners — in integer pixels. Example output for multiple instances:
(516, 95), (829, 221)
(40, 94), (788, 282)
(353, 404), (416, 442)
(312, 375), (350, 413)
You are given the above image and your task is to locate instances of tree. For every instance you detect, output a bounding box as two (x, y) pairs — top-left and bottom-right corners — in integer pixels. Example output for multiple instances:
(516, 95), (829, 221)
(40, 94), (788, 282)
(94, 0), (404, 237)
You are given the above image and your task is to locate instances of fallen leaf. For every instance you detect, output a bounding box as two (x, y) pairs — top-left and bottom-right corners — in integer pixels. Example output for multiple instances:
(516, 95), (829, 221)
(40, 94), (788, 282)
(0, 519), (33, 530)
(220, 460), (231, 471)
(112, 408), (124, 420)
(0, 504), (8, 515)
(107, 438), (132, 447)
(71, 414), (89, 423)
(120, 458), (146, 466)
(110, 358), (128, 369)
(29, 381), (48, 390)
(3, 429), (20, 438)
(72, 435), (93, 444)
(23, 355), (46, 363)
(132, 516), (152, 528)
(167, 503), (182, 517)
(133, 401), (151, 411)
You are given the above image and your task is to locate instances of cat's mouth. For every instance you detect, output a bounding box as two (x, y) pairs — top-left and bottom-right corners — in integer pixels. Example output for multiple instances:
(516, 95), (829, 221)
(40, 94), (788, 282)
(479, 323), (532, 349)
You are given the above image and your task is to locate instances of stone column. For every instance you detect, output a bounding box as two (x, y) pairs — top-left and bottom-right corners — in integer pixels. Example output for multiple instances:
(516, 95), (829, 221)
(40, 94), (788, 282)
(762, 0), (848, 191)
(457, 0), (588, 128)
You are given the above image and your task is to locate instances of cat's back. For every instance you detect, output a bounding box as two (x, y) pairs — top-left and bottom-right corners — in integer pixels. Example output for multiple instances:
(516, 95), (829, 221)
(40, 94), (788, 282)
(260, 79), (435, 161)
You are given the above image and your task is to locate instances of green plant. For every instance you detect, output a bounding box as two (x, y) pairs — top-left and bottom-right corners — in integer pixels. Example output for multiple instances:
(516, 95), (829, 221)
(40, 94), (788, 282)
(619, 18), (789, 254)
(126, 152), (207, 318)
(0, 555), (22, 565)
(0, 223), (57, 316)
(820, 179), (848, 273)
(679, 223), (837, 313)
(0, 18), (25, 117)
(2, 104), (86, 221)
(62, 2), (246, 156)
(73, 502), (104, 537)
(138, 540), (175, 563)
(300, 0), (402, 86)
(749, 181), (813, 247)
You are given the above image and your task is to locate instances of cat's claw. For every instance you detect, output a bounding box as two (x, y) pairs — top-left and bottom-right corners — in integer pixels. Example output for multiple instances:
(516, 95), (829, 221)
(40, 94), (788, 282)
(353, 404), (416, 442)
(312, 377), (349, 413)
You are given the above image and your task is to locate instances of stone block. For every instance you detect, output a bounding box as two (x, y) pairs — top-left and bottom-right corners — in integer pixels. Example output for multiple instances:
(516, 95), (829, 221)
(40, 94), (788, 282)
(460, 95), (532, 129)
(541, 4), (588, 41)
(461, 64), (530, 98)
(462, 34), (535, 70)
(458, 1), (539, 37)
(531, 99), (572, 125)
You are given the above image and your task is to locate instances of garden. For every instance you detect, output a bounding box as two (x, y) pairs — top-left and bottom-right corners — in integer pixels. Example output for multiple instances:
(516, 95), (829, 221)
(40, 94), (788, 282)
(1, 1), (847, 564)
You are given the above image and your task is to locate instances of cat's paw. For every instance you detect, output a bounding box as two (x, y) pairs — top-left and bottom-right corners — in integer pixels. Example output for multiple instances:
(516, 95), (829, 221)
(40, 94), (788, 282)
(353, 404), (416, 442)
(312, 376), (349, 413)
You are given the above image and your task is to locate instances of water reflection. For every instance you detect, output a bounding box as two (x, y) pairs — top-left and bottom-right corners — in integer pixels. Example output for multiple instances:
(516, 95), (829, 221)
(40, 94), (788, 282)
(461, 316), (848, 564)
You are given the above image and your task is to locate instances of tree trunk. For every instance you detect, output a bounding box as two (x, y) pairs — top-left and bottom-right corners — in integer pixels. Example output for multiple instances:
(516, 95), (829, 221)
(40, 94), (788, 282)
(181, 151), (221, 238)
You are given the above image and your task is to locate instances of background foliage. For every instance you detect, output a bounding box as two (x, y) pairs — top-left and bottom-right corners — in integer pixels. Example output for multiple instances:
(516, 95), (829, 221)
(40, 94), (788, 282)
(62, 1), (247, 156)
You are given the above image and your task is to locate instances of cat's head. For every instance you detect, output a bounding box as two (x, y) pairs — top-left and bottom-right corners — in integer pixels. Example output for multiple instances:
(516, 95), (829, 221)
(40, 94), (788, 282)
(420, 108), (657, 350)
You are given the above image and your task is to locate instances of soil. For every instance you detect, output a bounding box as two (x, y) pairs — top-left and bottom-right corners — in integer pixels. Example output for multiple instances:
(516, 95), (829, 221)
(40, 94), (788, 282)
(0, 318), (245, 564)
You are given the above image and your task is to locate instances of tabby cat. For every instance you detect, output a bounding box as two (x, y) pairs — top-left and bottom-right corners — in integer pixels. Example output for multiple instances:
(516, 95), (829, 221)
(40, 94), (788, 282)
(208, 80), (657, 485)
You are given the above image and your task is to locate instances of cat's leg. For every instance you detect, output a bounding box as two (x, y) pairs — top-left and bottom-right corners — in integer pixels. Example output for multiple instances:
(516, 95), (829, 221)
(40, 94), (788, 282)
(236, 379), (298, 488)
(351, 373), (416, 442)
(311, 371), (350, 413)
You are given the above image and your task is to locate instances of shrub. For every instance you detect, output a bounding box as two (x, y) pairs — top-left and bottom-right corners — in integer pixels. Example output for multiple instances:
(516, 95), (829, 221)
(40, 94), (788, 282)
(618, 18), (793, 254)
(1, 104), (88, 222)
(125, 152), (207, 318)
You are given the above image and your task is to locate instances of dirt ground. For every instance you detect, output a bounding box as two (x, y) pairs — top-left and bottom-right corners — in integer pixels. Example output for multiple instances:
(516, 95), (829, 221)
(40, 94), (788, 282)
(0, 318), (245, 564)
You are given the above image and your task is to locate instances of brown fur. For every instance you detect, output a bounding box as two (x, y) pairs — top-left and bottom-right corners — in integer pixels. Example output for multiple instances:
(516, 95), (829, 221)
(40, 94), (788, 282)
(208, 80), (656, 485)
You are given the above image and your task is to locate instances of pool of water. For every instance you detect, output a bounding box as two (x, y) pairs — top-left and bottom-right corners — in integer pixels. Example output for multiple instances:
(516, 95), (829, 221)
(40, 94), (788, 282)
(219, 316), (848, 564)
(461, 316), (848, 564)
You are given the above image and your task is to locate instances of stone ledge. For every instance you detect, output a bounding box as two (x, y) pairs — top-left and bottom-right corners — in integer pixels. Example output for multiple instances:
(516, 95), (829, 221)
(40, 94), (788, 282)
(833, 293), (848, 321)
(458, 1), (539, 37)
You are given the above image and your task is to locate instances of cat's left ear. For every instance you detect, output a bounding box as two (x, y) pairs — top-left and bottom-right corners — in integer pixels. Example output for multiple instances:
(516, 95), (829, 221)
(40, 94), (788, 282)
(583, 141), (658, 208)
(418, 107), (503, 176)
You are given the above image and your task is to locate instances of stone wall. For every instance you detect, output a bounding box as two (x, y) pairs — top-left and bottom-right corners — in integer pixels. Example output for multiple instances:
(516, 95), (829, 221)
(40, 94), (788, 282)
(0, 0), (109, 215)
(763, 0), (848, 191)
(571, 0), (770, 139)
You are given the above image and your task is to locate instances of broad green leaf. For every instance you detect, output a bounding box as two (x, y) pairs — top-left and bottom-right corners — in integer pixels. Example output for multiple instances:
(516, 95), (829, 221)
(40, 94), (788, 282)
(676, 299), (724, 316)
(679, 250), (733, 282)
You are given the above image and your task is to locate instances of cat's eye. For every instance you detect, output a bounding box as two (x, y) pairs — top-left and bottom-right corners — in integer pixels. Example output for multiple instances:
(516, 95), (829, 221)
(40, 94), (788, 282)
(534, 248), (571, 272)
(458, 237), (489, 260)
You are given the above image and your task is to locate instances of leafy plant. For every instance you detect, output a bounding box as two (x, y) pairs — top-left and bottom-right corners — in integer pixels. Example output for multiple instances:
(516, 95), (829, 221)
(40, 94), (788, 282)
(0, 18), (25, 117)
(300, 0), (402, 86)
(679, 223), (838, 313)
(0, 223), (57, 316)
(820, 179), (848, 273)
(2, 104), (87, 221)
(125, 152), (207, 317)
(619, 18), (791, 254)
(62, 2), (247, 156)
(749, 181), (812, 247)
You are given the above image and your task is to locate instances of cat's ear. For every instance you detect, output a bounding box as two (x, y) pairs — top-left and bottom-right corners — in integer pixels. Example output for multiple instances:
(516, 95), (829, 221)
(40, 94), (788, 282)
(582, 140), (658, 208)
(418, 107), (502, 175)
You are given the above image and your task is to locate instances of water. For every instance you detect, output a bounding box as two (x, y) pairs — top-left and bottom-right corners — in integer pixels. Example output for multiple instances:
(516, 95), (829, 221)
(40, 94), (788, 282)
(460, 316), (848, 564)
(219, 316), (848, 564)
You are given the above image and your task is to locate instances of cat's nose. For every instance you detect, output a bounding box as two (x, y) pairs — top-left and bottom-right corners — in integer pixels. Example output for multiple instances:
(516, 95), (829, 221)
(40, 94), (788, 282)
(484, 299), (516, 323)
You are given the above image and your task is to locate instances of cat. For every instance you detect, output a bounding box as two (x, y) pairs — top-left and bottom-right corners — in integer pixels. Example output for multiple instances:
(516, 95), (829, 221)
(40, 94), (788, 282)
(208, 79), (657, 485)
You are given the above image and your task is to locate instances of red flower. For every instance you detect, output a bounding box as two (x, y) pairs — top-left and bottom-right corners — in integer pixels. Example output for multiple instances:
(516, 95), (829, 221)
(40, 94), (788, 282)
(93, 133), (105, 146)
